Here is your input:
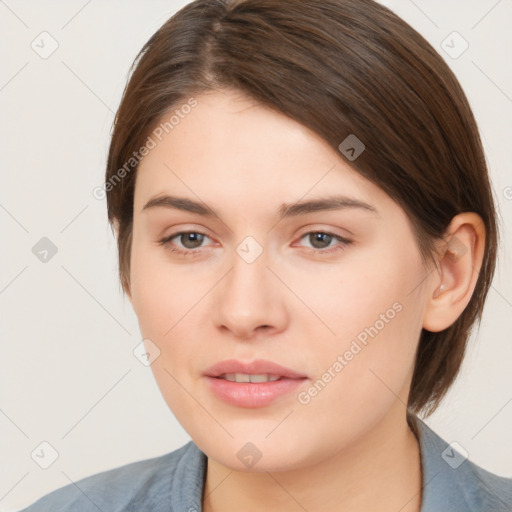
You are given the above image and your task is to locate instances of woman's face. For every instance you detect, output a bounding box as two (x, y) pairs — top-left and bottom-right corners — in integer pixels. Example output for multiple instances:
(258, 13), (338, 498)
(129, 89), (432, 471)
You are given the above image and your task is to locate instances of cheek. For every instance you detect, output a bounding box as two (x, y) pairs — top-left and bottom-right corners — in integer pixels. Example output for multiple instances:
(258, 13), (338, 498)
(288, 242), (422, 347)
(129, 238), (217, 380)
(299, 247), (426, 412)
(129, 236), (185, 337)
(129, 243), (201, 406)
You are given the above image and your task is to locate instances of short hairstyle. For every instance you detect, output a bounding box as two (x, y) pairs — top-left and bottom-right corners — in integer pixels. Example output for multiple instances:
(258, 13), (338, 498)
(105, 0), (499, 416)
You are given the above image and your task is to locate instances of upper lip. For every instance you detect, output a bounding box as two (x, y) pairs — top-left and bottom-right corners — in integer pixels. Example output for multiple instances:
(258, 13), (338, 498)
(204, 359), (307, 379)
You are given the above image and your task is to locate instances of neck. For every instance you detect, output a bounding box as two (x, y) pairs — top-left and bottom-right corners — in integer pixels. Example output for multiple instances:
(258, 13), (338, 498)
(202, 409), (422, 512)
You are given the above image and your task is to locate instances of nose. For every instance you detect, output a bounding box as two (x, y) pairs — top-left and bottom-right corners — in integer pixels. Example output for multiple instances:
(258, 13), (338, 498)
(213, 246), (288, 340)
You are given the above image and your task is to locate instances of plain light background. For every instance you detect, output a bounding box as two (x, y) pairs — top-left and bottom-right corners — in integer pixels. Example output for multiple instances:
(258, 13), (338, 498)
(0, 0), (511, 510)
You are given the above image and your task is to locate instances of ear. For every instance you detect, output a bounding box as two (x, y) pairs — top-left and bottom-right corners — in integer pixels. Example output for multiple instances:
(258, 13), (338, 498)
(422, 212), (486, 332)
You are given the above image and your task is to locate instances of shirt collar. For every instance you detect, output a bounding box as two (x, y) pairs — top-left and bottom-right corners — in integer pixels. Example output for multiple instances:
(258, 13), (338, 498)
(169, 417), (473, 512)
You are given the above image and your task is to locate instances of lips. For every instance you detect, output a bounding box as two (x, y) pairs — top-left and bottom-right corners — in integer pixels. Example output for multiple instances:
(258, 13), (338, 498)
(203, 359), (307, 380)
(203, 359), (308, 407)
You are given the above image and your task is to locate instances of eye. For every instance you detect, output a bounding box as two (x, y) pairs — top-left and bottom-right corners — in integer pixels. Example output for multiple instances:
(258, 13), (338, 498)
(158, 231), (212, 255)
(158, 229), (352, 257)
(296, 231), (352, 254)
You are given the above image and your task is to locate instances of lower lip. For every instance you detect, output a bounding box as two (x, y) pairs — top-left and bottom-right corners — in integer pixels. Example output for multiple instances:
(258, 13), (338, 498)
(205, 376), (307, 408)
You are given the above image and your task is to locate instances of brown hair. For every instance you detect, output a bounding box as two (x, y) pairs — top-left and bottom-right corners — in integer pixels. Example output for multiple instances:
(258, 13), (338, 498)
(105, 0), (499, 416)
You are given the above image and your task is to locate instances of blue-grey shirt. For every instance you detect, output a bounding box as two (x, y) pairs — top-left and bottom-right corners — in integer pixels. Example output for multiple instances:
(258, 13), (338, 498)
(19, 417), (512, 511)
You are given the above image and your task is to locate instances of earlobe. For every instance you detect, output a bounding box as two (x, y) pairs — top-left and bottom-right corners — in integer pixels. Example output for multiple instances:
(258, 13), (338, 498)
(422, 213), (485, 333)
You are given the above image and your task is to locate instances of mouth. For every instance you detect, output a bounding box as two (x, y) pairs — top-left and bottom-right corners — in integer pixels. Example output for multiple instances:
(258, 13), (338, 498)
(204, 358), (307, 380)
(216, 373), (282, 383)
(203, 359), (308, 408)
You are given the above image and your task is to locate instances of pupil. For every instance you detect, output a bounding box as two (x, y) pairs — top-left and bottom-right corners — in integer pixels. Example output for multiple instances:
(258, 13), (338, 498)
(310, 233), (332, 249)
(182, 233), (204, 249)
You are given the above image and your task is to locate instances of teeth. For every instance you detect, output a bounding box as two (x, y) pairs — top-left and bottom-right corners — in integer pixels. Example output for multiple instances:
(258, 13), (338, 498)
(220, 373), (281, 383)
(247, 374), (281, 383)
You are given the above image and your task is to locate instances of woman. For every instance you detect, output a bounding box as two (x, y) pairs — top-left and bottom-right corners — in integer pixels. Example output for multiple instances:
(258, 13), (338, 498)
(20, 0), (512, 510)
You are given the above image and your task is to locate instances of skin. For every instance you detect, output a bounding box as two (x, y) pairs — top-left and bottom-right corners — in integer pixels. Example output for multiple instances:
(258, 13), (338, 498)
(124, 89), (485, 512)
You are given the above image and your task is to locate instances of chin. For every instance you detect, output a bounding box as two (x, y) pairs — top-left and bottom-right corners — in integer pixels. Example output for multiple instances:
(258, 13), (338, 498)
(194, 428), (326, 473)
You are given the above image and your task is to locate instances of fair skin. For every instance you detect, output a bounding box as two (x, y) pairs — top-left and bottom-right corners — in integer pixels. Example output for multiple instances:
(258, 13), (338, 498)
(124, 89), (485, 512)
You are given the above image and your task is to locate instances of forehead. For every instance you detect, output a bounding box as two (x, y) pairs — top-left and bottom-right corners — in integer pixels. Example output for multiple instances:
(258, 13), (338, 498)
(140, 88), (336, 169)
(133, 89), (391, 214)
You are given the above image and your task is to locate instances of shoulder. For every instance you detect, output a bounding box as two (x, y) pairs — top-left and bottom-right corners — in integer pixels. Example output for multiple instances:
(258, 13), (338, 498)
(414, 417), (512, 512)
(19, 441), (206, 512)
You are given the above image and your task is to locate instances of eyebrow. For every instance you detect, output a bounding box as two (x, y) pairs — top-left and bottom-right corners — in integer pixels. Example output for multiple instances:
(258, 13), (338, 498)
(142, 194), (378, 219)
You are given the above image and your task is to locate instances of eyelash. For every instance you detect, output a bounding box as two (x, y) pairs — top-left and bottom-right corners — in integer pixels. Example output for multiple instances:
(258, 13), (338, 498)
(157, 230), (352, 257)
